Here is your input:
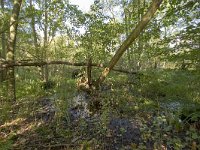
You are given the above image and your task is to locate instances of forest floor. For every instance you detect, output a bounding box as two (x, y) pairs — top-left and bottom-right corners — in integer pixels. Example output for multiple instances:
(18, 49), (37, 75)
(0, 69), (200, 149)
(1, 93), (200, 149)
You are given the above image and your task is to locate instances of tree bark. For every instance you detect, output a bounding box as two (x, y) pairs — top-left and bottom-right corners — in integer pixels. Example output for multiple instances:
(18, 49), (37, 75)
(136, 0), (145, 71)
(122, 0), (131, 69)
(0, 0), (6, 57)
(0, 60), (140, 75)
(6, 0), (22, 101)
(96, 0), (163, 85)
(42, 0), (49, 82)
(30, 0), (39, 60)
(0, 0), (6, 82)
(87, 57), (92, 87)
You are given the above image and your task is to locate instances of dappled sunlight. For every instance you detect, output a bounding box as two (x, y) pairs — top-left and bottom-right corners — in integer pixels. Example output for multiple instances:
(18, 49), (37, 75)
(16, 120), (43, 135)
(0, 118), (25, 129)
(0, 114), (47, 137)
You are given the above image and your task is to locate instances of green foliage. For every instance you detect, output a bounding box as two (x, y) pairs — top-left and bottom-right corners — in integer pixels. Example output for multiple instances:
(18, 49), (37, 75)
(0, 139), (13, 150)
(135, 69), (200, 103)
(179, 105), (200, 124)
(0, 102), (13, 124)
(0, 0), (199, 149)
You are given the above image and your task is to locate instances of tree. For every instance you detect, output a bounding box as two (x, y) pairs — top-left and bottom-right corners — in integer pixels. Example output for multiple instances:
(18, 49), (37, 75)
(96, 0), (163, 85)
(30, 0), (39, 59)
(0, 0), (7, 82)
(6, 0), (22, 101)
(41, 0), (49, 82)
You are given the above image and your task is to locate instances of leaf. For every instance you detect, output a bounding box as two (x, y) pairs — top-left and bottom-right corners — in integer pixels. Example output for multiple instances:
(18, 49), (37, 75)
(192, 133), (198, 140)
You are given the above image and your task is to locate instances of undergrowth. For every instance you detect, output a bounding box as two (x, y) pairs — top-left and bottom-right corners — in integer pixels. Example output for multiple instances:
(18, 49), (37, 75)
(0, 68), (200, 149)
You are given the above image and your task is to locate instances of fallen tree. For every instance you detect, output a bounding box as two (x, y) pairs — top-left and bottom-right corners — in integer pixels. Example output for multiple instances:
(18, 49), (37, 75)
(0, 60), (140, 75)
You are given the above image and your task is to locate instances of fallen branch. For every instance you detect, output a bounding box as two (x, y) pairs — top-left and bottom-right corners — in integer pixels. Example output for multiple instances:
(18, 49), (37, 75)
(0, 60), (87, 68)
(0, 60), (140, 75)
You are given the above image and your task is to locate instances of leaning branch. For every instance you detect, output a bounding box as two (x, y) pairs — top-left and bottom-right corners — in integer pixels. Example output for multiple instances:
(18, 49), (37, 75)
(96, 0), (163, 85)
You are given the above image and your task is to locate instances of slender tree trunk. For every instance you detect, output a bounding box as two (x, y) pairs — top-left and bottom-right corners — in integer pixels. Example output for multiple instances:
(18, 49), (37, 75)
(0, 0), (6, 82)
(30, 0), (39, 60)
(30, 0), (44, 81)
(42, 0), (49, 82)
(0, 0), (6, 56)
(87, 57), (92, 87)
(96, 0), (163, 85)
(137, 0), (141, 71)
(123, 0), (131, 69)
(136, 0), (145, 71)
(6, 0), (22, 101)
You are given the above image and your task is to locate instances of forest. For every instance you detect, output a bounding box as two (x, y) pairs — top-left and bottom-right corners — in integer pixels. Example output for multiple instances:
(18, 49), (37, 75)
(0, 0), (200, 149)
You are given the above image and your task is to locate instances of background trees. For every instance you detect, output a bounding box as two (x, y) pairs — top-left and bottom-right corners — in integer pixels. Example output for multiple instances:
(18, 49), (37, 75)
(0, 0), (199, 99)
(0, 0), (199, 149)
(5, 0), (22, 101)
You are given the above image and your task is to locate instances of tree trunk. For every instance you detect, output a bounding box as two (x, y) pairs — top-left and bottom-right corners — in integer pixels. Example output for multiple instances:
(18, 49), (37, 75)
(87, 57), (92, 87)
(30, 0), (39, 60)
(122, 0), (131, 69)
(137, 0), (141, 71)
(6, 0), (22, 101)
(42, 0), (49, 82)
(0, 0), (6, 83)
(96, 0), (163, 85)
